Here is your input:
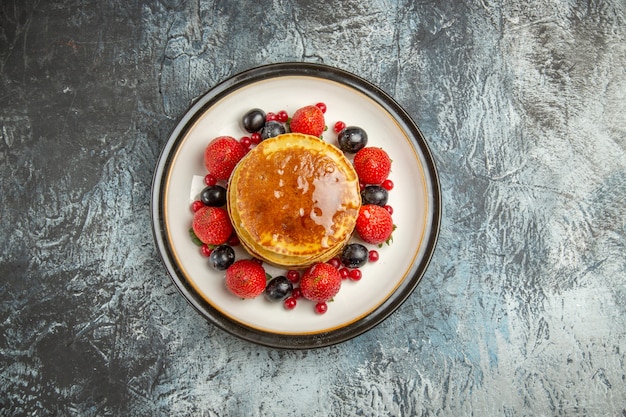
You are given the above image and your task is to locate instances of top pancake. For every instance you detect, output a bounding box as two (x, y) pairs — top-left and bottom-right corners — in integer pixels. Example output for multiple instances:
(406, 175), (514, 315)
(228, 133), (361, 267)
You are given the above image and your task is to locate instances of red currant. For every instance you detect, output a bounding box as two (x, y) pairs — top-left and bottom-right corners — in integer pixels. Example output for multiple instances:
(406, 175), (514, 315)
(277, 110), (289, 123)
(250, 132), (262, 144)
(266, 112), (277, 121)
(240, 136), (252, 148)
(382, 179), (394, 191)
(191, 200), (204, 212)
(384, 205), (393, 215)
(315, 102), (327, 113)
(200, 245), (213, 257)
(287, 270), (300, 283)
(284, 297), (297, 310)
(349, 269), (362, 281)
(315, 302), (328, 314)
(339, 267), (350, 279)
(328, 257), (341, 269)
(204, 174), (217, 186)
(227, 234), (240, 246)
(368, 250), (379, 262)
(333, 121), (346, 133)
(291, 287), (303, 299)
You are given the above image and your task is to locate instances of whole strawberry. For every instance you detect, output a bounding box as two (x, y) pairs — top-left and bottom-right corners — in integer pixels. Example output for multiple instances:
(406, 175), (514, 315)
(289, 105), (326, 137)
(225, 260), (267, 299)
(355, 204), (394, 245)
(192, 206), (233, 246)
(300, 263), (342, 303)
(204, 136), (247, 180)
(353, 147), (391, 185)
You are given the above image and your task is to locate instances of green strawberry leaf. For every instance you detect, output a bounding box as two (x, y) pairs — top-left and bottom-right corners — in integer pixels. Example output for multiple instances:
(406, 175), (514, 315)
(189, 228), (203, 246)
(379, 224), (397, 247)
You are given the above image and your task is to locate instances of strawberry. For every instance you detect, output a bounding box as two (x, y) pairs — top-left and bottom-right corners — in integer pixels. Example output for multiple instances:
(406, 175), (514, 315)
(353, 147), (391, 185)
(204, 136), (247, 180)
(299, 263), (342, 303)
(192, 206), (233, 246)
(355, 204), (394, 245)
(225, 260), (267, 299)
(289, 105), (326, 137)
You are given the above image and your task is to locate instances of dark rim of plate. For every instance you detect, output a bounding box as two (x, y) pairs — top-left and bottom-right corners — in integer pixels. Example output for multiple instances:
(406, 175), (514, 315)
(151, 62), (441, 349)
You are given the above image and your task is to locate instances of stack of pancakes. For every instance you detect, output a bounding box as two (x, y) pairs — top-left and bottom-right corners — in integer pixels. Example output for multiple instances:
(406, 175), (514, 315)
(228, 133), (361, 268)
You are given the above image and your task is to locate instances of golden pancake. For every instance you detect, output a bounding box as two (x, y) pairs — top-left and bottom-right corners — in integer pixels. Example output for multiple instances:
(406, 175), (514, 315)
(228, 133), (361, 268)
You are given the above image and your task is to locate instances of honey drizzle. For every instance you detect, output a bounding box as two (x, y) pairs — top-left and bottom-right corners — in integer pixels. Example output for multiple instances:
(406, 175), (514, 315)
(240, 146), (358, 249)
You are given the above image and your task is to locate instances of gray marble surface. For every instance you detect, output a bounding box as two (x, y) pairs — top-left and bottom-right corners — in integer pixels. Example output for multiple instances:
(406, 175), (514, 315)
(1, 0), (625, 415)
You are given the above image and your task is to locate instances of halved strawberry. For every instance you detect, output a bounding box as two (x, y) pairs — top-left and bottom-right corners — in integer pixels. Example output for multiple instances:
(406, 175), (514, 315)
(204, 136), (247, 180)
(192, 206), (233, 246)
(353, 147), (391, 185)
(300, 263), (342, 303)
(225, 260), (267, 299)
(355, 204), (394, 245)
(289, 105), (326, 137)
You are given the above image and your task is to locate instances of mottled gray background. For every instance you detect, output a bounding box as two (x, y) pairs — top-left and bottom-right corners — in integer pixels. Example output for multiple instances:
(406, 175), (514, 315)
(1, 0), (625, 415)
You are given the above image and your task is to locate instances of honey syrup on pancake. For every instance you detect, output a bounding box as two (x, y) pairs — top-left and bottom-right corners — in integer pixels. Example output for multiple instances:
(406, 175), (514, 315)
(235, 143), (359, 252)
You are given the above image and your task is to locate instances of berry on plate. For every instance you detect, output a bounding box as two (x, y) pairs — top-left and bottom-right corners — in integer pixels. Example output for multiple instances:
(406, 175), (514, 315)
(337, 126), (368, 153)
(265, 276), (293, 302)
(315, 102), (327, 113)
(192, 206), (233, 246)
(340, 243), (369, 268)
(284, 297), (297, 310)
(191, 200), (205, 212)
(333, 121), (346, 134)
(204, 136), (247, 180)
(360, 185), (388, 207)
(289, 105), (326, 137)
(200, 185), (227, 207)
(353, 147), (391, 185)
(209, 244), (236, 270)
(261, 120), (286, 140)
(299, 263), (342, 303)
(242, 108), (266, 133)
(315, 302), (328, 314)
(355, 204), (395, 245)
(276, 110), (289, 123)
(225, 259), (267, 299)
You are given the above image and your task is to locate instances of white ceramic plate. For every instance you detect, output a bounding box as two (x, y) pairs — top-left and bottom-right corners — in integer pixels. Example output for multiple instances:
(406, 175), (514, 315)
(151, 63), (441, 349)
